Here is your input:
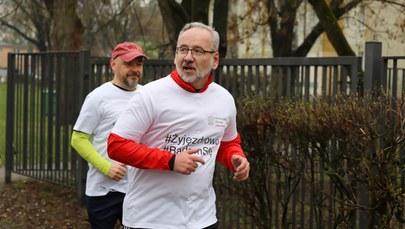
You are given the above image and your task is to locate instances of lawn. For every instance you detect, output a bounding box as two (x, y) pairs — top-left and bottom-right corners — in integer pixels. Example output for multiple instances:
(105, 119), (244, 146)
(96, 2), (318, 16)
(0, 83), (6, 166)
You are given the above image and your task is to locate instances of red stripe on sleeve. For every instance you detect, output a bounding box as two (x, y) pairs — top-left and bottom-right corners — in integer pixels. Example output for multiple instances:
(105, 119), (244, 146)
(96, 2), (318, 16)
(107, 133), (174, 170)
(217, 134), (246, 171)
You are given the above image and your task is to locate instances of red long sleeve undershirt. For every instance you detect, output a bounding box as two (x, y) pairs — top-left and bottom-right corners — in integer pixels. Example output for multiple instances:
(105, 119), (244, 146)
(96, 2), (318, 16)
(108, 133), (173, 170)
(107, 133), (246, 171)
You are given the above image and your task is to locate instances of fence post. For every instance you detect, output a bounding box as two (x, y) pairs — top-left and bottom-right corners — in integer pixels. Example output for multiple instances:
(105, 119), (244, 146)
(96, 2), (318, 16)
(363, 41), (384, 94)
(5, 53), (16, 184)
(360, 41), (386, 228)
(76, 50), (91, 205)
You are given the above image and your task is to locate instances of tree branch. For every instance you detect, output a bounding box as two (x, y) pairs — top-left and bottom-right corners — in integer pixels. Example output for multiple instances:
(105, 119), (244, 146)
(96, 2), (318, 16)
(0, 19), (39, 47)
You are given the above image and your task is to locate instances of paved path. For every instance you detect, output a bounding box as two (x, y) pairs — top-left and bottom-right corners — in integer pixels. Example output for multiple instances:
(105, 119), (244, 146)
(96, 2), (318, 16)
(0, 166), (29, 189)
(0, 222), (11, 229)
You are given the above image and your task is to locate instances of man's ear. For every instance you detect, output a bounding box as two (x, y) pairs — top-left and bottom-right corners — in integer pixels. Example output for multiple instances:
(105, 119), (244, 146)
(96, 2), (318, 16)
(212, 52), (219, 70)
(110, 59), (116, 71)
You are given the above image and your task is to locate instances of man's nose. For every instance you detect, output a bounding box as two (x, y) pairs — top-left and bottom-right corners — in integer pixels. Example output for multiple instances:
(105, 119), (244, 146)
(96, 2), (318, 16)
(184, 50), (194, 60)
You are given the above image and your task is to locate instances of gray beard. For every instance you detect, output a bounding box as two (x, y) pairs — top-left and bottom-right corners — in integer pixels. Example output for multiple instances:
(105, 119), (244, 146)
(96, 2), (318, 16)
(177, 68), (211, 84)
(124, 79), (138, 88)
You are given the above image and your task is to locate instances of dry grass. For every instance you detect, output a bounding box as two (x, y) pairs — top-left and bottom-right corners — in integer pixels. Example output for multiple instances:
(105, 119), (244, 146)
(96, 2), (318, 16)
(0, 179), (90, 228)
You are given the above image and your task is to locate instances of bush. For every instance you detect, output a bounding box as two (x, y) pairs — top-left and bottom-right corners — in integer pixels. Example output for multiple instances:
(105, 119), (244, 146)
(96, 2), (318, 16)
(217, 94), (405, 229)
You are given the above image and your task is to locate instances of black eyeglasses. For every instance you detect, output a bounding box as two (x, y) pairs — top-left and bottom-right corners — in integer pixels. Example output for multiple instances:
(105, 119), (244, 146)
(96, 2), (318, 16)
(176, 46), (217, 57)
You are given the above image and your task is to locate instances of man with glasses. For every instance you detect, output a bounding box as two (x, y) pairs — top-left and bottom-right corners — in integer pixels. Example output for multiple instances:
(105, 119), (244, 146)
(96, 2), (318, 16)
(71, 42), (147, 228)
(108, 22), (250, 229)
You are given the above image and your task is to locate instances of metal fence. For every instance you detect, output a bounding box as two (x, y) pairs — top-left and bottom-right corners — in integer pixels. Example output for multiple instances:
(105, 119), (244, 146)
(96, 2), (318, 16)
(5, 41), (405, 228)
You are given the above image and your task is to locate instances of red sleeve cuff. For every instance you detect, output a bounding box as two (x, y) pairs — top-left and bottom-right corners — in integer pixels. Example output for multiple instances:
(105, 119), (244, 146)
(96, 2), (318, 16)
(107, 133), (174, 170)
(217, 134), (246, 171)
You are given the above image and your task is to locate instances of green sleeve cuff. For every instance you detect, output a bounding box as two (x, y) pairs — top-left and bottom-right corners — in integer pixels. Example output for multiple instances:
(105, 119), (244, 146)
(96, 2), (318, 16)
(71, 131), (111, 176)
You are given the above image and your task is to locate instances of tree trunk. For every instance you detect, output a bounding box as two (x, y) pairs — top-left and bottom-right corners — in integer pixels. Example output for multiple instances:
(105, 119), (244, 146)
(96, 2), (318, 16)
(266, 0), (302, 57)
(157, 0), (212, 54)
(213, 0), (229, 57)
(45, 0), (83, 50)
(157, 0), (188, 53)
(188, 0), (210, 24)
(308, 0), (355, 56)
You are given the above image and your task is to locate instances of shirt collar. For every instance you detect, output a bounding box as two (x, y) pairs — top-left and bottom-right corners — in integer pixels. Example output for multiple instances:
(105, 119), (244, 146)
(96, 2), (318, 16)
(170, 69), (213, 93)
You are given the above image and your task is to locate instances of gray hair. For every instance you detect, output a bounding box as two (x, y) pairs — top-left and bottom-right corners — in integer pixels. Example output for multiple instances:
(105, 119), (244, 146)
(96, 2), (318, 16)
(177, 22), (220, 51)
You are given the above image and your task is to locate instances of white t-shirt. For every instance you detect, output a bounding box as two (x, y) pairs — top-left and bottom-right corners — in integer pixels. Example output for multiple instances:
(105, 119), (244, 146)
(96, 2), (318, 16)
(74, 82), (140, 196)
(111, 75), (238, 228)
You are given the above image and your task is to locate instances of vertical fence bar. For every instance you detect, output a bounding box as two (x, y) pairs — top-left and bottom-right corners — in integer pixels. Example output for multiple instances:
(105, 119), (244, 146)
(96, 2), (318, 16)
(5, 53), (16, 183)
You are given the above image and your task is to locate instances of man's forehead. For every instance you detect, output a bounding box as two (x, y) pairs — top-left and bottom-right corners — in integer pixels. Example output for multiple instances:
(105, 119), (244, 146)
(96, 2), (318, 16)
(178, 28), (211, 46)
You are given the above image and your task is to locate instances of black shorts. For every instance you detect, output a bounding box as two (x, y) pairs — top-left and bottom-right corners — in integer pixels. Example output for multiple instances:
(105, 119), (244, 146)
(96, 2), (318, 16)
(86, 191), (125, 229)
(123, 221), (219, 229)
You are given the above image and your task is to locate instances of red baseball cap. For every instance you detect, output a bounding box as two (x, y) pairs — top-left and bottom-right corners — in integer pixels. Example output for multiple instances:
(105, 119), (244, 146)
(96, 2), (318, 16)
(111, 42), (147, 62)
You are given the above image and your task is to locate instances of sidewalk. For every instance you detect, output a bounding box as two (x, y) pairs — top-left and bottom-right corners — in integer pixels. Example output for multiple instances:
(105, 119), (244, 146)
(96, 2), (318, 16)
(0, 222), (11, 229)
(0, 166), (29, 190)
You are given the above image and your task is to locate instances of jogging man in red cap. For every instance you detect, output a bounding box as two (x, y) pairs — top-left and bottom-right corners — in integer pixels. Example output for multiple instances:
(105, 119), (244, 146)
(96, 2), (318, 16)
(71, 42), (147, 228)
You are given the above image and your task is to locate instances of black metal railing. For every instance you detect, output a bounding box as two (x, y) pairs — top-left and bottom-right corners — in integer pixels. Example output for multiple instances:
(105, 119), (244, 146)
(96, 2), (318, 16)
(5, 41), (404, 228)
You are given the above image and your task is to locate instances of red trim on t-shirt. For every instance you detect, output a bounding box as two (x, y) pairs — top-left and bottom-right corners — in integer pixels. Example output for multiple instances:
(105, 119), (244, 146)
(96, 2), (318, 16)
(107, 133), (173, 170)
(170, 69), (213, 93)
(217, 134), (246, 172)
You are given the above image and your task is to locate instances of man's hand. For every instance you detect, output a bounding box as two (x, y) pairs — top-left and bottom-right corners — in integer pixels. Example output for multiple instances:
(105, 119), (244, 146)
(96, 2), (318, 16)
(173, 149), (205, 175)
(231, 155), (250, 181)
(108, 162), (127, 181)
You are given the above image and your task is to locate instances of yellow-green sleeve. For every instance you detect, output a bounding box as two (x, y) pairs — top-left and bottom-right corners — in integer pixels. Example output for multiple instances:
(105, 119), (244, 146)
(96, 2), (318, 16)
(71, 131), (111, 176)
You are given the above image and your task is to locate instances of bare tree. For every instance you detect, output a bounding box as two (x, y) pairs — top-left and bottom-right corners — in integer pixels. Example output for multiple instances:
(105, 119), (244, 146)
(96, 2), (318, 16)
(43, 0), (84, 50)
(307, 0), (355, 56)
(157, 0), (188, 54)
(0, 0), (51, 51)
(155, 0), (361, 57)
(1, 0), (404, 57)
(0, 0), (163, 54)
(265, 0), (302, 57)
(157, 0), (212, 54)
(213, 0), (229, 57)
(0, 0), (83, 51)
(259, 0), (404, 57)
(76, 0), (166, 57)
